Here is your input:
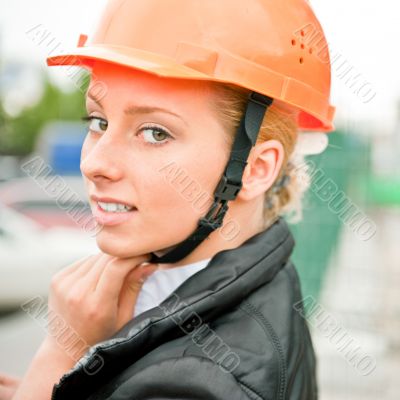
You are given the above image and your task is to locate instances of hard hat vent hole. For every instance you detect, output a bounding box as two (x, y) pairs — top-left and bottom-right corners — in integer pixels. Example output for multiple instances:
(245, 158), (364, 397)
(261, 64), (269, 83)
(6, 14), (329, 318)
(300, 30), (305, 37)
(300, 44), (305, 50)
(299, 57), (304, 64)
(291, 39), (296, 46)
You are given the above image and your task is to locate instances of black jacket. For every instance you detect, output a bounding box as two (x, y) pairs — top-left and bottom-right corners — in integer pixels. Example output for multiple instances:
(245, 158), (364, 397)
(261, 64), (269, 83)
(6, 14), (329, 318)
(51, 217), (317, 400)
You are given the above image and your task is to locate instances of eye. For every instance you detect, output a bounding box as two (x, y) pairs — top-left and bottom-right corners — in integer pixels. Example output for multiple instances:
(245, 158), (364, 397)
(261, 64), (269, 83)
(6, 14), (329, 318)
(139, 125), (173, 146)
(82, 116), (108, 133)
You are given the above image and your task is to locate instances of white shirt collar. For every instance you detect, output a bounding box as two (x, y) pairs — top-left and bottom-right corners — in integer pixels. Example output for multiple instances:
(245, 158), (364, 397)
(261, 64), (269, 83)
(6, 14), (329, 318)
(134, 257), (212, 317)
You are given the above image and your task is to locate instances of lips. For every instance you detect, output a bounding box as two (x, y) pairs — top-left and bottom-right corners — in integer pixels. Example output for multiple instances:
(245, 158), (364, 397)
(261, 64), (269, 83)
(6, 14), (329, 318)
(90, 195), (137, 209)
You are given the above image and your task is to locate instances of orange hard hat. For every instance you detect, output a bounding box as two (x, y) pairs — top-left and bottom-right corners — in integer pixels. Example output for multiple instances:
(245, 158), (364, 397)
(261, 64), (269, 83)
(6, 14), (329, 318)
(47, 0), (335, 132)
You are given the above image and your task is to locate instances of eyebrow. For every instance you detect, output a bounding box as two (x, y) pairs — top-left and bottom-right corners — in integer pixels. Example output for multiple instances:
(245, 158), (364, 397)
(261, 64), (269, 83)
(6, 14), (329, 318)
(86, 90), (188, 126)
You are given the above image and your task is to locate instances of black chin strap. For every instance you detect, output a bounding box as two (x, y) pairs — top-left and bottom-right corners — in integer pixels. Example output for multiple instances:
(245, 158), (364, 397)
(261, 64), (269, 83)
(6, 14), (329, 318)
(149, 92), (273, 264)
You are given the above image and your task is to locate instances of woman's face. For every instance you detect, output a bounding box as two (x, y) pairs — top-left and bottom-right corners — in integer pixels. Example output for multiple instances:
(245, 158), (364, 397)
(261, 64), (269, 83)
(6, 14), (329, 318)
(81, 61), (230, 259)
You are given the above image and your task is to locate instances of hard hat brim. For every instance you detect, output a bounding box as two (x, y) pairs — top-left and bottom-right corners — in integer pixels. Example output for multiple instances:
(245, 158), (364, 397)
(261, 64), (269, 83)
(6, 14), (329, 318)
(47, 45), (211, 80)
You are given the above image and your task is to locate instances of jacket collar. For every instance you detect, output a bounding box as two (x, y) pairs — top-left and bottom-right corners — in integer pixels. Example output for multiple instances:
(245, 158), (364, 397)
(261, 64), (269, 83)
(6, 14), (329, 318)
(52, 217), (295, 399)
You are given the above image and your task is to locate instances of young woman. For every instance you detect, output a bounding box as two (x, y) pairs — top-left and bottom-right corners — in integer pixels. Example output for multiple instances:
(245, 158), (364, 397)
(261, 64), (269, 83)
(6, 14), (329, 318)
(5, 0), (335, 399)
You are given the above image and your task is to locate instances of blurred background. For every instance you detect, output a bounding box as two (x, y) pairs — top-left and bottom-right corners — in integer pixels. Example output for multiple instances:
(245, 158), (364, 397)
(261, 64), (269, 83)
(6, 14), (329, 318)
(0, 1), (399, 398)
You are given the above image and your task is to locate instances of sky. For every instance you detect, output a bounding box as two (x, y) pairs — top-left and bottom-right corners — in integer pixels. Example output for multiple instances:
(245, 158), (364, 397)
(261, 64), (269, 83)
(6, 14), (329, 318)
(0, 0), (399, 132)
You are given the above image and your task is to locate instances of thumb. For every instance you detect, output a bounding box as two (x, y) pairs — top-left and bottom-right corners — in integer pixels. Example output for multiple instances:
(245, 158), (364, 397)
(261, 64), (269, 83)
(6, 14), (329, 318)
(116, 263), (159, 326)
(135, 262), (160, 285)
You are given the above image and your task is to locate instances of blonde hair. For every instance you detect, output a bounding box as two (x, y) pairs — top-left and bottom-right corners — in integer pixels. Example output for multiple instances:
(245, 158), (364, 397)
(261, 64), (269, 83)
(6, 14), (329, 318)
(210, 83), (311, 229)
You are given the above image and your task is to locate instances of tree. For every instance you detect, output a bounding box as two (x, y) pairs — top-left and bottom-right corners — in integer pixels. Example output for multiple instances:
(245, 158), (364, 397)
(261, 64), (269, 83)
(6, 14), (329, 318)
(0, 72), (88, 156)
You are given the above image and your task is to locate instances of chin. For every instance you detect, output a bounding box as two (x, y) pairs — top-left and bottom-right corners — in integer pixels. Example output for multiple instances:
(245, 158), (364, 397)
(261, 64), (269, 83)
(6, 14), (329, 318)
(96, 230), (176, 258)
(95, 234), (144, 259)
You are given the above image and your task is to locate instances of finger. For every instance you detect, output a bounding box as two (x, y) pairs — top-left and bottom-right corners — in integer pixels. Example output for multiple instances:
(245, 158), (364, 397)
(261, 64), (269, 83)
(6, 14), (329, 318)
(95, 255), (151, 301)
(0, 372), (20, 400)
(117, 263), (159, 325)
(54, 253), (98, 282)
(64, 253), (112, 293)
(0, 373), (20, 386)
(63, 253), (107, 284)
(51, 254), (104, 298)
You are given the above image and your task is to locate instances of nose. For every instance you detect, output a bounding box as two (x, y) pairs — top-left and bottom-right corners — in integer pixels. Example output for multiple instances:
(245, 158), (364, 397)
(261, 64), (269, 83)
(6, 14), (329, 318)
(80, 132), (125, 184)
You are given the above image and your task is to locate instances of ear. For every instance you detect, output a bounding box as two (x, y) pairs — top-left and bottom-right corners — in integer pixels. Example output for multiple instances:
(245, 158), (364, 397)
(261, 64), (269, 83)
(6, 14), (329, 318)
(238, 139), (285, 201)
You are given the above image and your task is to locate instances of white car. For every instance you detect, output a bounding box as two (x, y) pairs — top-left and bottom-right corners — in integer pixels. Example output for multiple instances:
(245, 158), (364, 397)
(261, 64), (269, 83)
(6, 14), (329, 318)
(0, 203), (99, 310)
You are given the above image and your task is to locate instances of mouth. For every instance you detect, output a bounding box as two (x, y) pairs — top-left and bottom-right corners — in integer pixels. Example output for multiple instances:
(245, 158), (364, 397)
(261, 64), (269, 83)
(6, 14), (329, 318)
(90, 195), (138, 226)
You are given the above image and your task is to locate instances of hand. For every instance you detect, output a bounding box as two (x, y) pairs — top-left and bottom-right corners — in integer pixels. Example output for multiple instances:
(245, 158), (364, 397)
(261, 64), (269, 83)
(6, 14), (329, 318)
(0, 372), (20, 400)
(46, 252), (158, 361)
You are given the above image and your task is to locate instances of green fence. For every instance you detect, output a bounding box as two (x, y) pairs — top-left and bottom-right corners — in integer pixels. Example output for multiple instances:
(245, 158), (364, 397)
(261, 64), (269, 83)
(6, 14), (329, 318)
(288, 130), (369, 301)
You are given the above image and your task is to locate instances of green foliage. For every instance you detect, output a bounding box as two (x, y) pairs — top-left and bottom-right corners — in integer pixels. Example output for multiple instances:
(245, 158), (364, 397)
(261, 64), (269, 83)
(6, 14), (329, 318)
(0, 72), (89, 156)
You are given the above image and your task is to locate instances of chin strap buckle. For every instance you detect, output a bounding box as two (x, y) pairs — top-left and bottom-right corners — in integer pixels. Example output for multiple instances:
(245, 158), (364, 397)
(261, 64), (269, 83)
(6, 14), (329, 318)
(197, 173), (242, 232)
(198, 199), (229, 231)
(214, 175), (243, 201)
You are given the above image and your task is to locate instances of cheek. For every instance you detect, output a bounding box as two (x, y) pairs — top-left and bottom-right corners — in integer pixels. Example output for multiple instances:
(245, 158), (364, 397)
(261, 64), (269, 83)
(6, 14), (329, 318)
(138, 160), (201, 217)
(144, 149), (223, 219)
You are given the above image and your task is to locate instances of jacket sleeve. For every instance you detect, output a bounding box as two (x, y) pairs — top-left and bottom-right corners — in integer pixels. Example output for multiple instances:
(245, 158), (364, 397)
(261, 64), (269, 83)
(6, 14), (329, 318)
(105, 356), (258, 400)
